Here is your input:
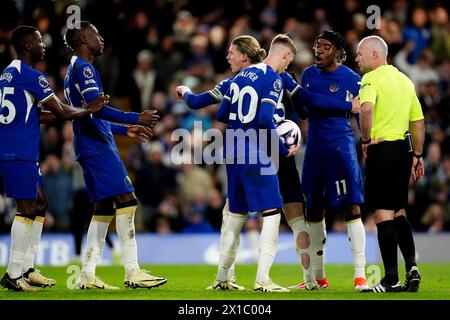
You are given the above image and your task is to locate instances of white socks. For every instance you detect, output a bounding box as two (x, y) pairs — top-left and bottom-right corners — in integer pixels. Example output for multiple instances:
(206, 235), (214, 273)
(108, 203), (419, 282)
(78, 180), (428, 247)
(221, 200), (236, 281)
(256, 212), (281, 284)
(22, 216), (45, 273)
(81, 215), (112, 278)
(346, 218), (366, 279)
(7, 215), (33, 279)
(116, 205), (139, 273)
(308, 219), (326, 280)
(288, 216), (314, 282)
(216, 212), (247, 282)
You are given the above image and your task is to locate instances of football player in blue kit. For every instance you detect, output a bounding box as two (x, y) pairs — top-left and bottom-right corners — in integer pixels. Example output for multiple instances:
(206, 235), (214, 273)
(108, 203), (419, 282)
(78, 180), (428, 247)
(214, 34), (298, 292)
(63, 21), (166, 289)
(285, 31), (368, 290)
(177, 35), (266, 291)
(0, 26), (109, 291)
(177, 35), (358, 291)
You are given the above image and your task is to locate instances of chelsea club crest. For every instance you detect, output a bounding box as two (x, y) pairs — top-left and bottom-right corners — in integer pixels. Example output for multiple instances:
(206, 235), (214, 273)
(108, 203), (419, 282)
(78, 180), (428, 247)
(83, 66), (94, 78)
(329, 83), (339, 92)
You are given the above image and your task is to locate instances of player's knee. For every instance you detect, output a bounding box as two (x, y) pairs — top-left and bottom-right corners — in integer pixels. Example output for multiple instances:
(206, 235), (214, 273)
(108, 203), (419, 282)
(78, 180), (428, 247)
(297, 231), (311, 249)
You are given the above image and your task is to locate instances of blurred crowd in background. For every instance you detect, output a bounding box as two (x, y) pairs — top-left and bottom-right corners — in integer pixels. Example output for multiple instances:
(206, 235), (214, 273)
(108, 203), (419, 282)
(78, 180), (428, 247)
(0, 0), (449, 235)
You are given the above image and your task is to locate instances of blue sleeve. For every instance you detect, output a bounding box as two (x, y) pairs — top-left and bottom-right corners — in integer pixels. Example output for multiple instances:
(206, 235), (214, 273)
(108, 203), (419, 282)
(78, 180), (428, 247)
(75, 65), (101, 98)
(352, 73), (362, 97)
(83, 90), (140, 124)
(280, 72), (300, 93)
(293, 88), (352, 111)
(260, 75), (289, 156)
(183, 92), (218, 110)
(94, 106), (140, 124)
(110, 123), (128, 136)
(216, 95), (231, 123)
(26, 70), (55, 103)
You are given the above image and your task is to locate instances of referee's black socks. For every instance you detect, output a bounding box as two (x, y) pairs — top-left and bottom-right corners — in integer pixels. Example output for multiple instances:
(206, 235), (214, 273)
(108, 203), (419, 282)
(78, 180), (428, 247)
(394, 215), (417, 273)
(376, 220), (399, 285)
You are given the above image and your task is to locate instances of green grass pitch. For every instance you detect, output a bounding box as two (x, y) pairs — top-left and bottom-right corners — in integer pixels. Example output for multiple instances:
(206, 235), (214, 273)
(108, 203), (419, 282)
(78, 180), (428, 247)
(1, 263), (449, 300)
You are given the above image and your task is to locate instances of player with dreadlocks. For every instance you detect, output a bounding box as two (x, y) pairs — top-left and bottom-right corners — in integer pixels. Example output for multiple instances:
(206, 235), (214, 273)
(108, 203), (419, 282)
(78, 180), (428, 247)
(280, 30), (368, 291)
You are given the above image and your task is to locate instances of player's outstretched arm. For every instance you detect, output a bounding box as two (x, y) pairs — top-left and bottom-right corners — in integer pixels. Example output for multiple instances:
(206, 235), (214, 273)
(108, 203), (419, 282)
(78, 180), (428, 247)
(280, 72), (352, 113)
(295, 87), (352, 112)
(43, 94), (109, 120)
(176, 86), (218, 110)
(82, 89), (159, 127)
(110, 123), (153, 142)
(137, 110), (159, 127)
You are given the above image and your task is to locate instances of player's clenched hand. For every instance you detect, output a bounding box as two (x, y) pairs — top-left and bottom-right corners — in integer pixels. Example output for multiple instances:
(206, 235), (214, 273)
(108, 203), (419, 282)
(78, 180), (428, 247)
(286, 143), (300, 158)
(86, 94), (110, 113)
(138, 110), (159, 128)
(175, 86), (191, 100)
(351, 96), (360, 114)
(127, 125), (153, 142)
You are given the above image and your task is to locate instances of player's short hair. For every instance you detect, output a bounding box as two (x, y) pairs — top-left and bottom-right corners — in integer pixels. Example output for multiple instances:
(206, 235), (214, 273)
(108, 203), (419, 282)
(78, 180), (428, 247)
(11, 25), (38, 53)
(231, 35), (266, 64)
(315, 30), (347, 63)
(270, 34), (297, 55)
(63, 20), (92, 51)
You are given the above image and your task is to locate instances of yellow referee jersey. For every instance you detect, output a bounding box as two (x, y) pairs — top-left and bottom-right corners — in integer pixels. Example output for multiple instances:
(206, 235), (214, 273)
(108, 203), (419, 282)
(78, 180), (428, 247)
(359, 65), (424, 141)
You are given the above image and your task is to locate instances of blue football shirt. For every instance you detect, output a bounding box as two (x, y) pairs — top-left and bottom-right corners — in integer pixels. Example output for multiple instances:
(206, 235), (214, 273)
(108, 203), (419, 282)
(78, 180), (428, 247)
(300, 65), (360, 147)
(0, 60), (54, 161)
(64, 56), (117, 159)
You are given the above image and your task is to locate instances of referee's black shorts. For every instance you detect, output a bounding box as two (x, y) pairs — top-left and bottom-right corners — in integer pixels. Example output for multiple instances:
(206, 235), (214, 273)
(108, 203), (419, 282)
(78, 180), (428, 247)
(365, 139), (413, 212)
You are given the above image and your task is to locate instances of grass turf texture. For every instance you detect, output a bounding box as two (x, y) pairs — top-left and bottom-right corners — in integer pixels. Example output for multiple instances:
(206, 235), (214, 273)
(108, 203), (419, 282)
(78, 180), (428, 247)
(0, 263), (449, 300)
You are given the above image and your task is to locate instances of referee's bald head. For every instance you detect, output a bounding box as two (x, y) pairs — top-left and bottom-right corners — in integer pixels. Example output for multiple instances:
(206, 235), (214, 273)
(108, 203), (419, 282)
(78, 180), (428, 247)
(358, 36), (388, 59)
(356, 35), (388, 73)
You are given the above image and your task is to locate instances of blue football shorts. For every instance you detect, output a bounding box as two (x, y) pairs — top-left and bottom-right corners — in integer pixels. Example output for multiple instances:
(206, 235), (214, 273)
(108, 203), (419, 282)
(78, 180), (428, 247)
(0, 160), (43, 199)
(78, 151), (134, 201)
(226, 162), (283, 213)
(302, 143), (364, 210)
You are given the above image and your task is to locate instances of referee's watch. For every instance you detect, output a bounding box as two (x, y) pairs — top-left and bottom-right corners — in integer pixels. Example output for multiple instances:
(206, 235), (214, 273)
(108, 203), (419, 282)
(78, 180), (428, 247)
(360, 137), (371, 145)
(413, 153), (423, 159)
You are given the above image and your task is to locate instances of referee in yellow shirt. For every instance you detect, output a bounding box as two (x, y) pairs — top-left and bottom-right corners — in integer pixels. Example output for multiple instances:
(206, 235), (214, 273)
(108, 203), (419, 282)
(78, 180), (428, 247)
(356, 36), (425, 293)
